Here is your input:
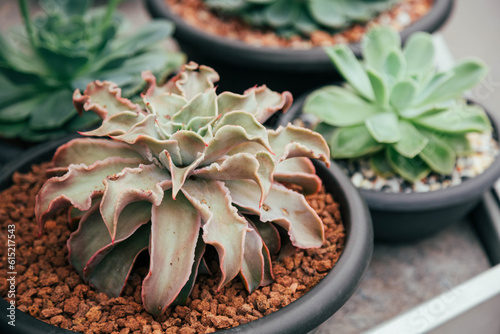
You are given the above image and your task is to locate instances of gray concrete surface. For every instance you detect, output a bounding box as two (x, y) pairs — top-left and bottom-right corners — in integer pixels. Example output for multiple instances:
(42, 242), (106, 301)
(440, 1), (500, 115)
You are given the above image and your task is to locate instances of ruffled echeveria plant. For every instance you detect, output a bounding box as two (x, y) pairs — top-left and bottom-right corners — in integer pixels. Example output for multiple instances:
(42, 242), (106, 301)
(0, 0), (184, 142)
(35, 62), (330, 315)
(204, 0), (398, 37)
(304, 26), (491, 182)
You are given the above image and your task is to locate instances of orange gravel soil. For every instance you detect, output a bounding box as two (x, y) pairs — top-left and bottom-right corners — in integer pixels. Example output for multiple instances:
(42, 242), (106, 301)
(166, 0), (433, 49)
(0, 162), (345, 334)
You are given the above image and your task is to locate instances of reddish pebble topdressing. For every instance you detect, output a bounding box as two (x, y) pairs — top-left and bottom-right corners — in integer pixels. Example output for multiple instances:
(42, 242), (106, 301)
(0, 163), (345, 333)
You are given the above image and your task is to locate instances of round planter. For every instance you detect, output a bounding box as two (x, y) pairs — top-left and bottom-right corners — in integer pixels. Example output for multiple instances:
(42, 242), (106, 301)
(281, 93), (500, 243)
(0, 137), (373, 333)
(145, 0), (453, 96)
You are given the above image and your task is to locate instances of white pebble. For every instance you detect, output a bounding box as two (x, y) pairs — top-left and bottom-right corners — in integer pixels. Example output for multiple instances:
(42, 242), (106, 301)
(360, 179), (373, 189)
(397, 12), (411, 26)
(351, 173), (364, 187)
(413, 182), (430, 193)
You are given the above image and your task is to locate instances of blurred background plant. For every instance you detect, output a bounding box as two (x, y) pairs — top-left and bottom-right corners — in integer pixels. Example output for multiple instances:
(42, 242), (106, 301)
(204, 0), (399, 38)
(0, 0), (184, 142)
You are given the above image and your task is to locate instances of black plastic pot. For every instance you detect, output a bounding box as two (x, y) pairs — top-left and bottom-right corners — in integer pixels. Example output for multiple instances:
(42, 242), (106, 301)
(145, 0), (453, 96)
(0, 137), (373, 334)
(281, 93), (500, 243)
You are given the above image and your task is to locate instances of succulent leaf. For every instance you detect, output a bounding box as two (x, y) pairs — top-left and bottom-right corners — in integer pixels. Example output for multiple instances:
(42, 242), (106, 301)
(73, 81), (143, 119)
(86, 223), (150, 297)
(362, 26), (401, 73)
(304, 86), (380, 127)
(182, 179), (248, 290)
(142, 190), (202, 315)
(393, 121), (428, 158)
(100, 164), (172, 241)
(51, 138), (144, 170)
(325, 45), (374, 100)
(329, 125), (382, 159)
(274, 157), (322, 195)
(386, 147), (430, 182)
(69, 201), (152, 280)
(305, 26), (491, 182)
(227, 180), (325, 248)
(268, 125), (330, 165)
(240, 220), (266, 292)
(36, 158), (141, 233)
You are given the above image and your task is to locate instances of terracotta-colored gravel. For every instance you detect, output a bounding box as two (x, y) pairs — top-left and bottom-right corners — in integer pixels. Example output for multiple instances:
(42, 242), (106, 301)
(0, 162), (345, 333)
(166, 0), (433, 49)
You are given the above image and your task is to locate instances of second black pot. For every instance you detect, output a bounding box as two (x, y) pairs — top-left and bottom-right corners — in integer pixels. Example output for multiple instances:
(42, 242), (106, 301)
(145, 0), (454, 97)
(281, 93), (500, 243)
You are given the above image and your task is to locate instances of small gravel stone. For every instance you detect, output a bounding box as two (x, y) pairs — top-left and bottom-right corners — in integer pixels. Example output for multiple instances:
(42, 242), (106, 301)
(337, 131), (499, 193)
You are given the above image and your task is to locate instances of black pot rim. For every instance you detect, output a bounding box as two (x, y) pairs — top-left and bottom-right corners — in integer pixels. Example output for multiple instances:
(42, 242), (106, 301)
(145, 0), (454, 72)
(0, 137), (373, 334)
(283, 93), (500, 213)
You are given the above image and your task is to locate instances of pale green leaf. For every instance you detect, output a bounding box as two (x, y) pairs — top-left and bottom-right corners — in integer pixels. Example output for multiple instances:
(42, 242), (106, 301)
(363, 26), (401, 73)
(393, 120), (428, 158)
(419, 134), (456, 175)
(365, 113), (401, 143)
(403, 32), (435, 76)
(329, 125), (382, 158)
(386, 147), (431, 182)
(304, 85), (380, 126)
(390, 80), (418, 111)
(325, 45), (374, 100)
(367, 69), (388, 105)
(413, 104), (492, 134)
(418, 59), (488, 106)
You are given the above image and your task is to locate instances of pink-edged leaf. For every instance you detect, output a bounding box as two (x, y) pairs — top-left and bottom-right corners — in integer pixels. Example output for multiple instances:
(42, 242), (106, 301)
(111, 114), (163, 144)
(51, 138), (144, 170)
(144, 93), (187, 122)
(249, 215), (281, 256)
(142, 70), (182, 97)
(268, 125), (330, 165)
(173, 62), (219, 100)
(100, 163), (172, 241)
(243, 85), (293, 123)
(73, 80), (142, 119)
(274, 158), (321, 195)
(240, 220), (265, 292)
(173, 235), (206, 306)
(217, 91), (259, 116)
(36, 157), (140, 234)
(170, 130), (207, 166)
(142, 190), (202, 315)
(159, 151), (204, 199)
(128, 136), (182, 166)
(213, 111), (269, 140)
(247, 218), (275, 286)
(226, 180), (325, 248)
(172, 89), (217, 124)
(80, 111), (145, 137)
(68, 201), (151, 278)
(202, 125), (273, 166)
(181, 179), (248, 290)
(193, 151), (275, 206)
(86, 223), (150, 297)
